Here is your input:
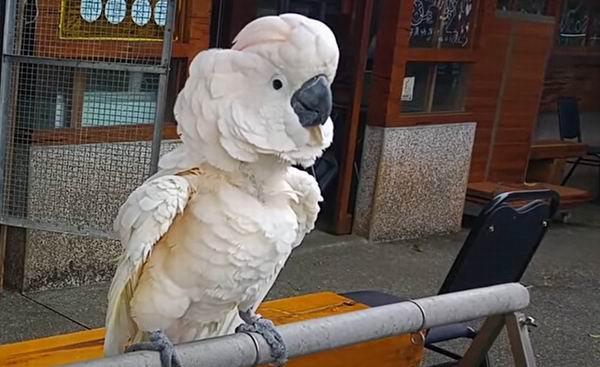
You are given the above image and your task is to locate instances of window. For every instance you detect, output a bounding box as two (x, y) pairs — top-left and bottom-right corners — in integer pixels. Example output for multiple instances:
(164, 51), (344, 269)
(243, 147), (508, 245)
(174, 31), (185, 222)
(558, 0), (599, 47)
(497, 0), (548, 15)
(410, 0), (475, 48)
(590, 6), (600, 46)
(256, 0), (334, 21)
(61, 0), (175, 41)
(53, 69), (159, 128)
(401, 62), (468, 113)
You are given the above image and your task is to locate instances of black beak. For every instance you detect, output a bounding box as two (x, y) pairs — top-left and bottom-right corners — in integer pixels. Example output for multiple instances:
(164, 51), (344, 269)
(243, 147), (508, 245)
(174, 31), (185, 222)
(291, 75), (332, 128)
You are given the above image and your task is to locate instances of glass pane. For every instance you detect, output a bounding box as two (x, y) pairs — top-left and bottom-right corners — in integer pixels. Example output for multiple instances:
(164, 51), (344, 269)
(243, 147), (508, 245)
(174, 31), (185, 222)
(590, 5), (600, 47)
(81, 70), (158, 127)
(400, 62), (468, 113)
(410, 0), (440, 47)
(401, 63), (431, 113)
(440, 0), (474, 47)
(290, 2), (327, 20)
(513, 0), (547, 15)
(497, 0), (512, 11)
(257, 0), (278, 17)
(558, 0), (589, 46)
(432, 63), (466, 112)
(410, 0), (474, 48)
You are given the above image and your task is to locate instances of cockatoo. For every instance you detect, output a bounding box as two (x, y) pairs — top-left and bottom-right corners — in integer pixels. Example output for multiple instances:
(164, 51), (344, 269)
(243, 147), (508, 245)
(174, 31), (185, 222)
(103, 13), (339, 367)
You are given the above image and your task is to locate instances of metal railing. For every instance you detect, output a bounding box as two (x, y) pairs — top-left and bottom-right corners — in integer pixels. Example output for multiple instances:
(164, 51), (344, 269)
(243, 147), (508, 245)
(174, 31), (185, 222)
(0, 0), (176, 237)
(67, 283), (536, 367)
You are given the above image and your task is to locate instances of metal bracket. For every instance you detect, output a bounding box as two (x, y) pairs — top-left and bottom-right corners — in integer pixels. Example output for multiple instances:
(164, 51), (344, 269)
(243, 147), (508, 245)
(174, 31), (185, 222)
(506, 312), (537, 367)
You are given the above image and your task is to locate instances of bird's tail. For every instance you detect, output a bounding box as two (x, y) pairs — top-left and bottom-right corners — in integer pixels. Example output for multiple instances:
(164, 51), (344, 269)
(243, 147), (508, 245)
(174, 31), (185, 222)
(103, 262), (138, 356)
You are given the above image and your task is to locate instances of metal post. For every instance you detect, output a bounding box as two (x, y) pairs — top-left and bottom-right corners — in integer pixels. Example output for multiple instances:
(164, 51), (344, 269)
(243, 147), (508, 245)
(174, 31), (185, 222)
(0, 0), (16, 216)
(66, 283), (530, 367)
(149, 0), (176, 176)
(506, 312), (538, 367)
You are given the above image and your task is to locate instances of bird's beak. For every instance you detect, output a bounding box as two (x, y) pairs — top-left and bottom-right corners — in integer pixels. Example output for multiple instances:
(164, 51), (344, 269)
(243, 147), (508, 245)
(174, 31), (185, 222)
(291, 75), (332, 128)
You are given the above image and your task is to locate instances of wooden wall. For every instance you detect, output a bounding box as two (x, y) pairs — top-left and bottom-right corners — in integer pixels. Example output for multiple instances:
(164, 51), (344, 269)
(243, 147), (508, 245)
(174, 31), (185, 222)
(540, 55), (600, 113)
(539, 0), (600, 113)
(367, 1), (556, 184)
(464, 5), (510, 182)
(486, 16), (555, 182)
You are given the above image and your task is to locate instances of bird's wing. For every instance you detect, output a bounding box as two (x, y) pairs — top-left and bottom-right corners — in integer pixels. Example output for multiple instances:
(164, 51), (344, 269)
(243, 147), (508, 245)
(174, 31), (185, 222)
(103, 174), (193, 356)
(284, 167), (322, 248)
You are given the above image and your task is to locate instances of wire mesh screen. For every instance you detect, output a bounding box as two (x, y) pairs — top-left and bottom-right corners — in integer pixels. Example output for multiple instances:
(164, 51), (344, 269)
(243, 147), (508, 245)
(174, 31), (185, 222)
(13, 0), (164, 63)
(0, 0), (176, 237)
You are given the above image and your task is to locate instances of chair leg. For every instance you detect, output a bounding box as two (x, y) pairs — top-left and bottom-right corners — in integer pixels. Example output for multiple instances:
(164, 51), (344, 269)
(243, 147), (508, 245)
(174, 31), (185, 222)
(561, 157), (582, 185)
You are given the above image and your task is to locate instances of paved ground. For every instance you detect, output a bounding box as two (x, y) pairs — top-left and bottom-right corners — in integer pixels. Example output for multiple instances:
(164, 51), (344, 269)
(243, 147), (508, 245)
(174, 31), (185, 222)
(1, 205), (599, 366)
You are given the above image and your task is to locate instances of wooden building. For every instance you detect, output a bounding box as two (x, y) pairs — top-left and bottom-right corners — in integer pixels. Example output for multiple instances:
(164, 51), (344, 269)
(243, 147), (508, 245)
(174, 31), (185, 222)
(198, 0), (598, 239)
(1, 0), (599, 290)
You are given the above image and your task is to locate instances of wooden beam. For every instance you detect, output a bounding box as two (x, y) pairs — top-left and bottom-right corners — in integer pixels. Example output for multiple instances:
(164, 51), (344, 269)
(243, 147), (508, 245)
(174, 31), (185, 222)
(366, 0), (402, 125)
(30, 124), (180, 146)
(69, 71), (87, 128)
(333, 0), (375, 234)
(0, 225), (6, 292)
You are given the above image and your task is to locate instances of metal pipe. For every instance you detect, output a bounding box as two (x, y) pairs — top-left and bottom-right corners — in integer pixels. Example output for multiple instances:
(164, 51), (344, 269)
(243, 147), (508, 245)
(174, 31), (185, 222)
(148, 0), (176, 176)
(0, 215), (117, 239)
(3, 54), (168, 74)
(0, 0), (17, 215)
(67, 283), (530, 367)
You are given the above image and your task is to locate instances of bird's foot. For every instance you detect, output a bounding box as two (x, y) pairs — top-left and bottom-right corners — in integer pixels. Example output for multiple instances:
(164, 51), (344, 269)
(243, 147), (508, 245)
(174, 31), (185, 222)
(125, 330), (182, 367)
(236, 310), (288, 366)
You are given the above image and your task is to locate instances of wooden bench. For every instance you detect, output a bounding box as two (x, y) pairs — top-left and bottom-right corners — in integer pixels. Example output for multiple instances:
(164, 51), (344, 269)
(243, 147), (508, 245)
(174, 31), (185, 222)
(467, 181), (593, 212)
(527, 140), (588, 185)
(0, 292), (424, 367)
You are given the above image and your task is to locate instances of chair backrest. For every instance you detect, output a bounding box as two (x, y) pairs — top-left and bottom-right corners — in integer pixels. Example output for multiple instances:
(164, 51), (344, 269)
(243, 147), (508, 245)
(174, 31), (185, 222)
(557, 97), (582, 142)
(438, 190), (560, 295)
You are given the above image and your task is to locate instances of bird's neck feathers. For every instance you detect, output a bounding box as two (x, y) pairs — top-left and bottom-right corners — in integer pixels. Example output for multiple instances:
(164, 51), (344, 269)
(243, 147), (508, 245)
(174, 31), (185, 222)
(239, 156), (288, 185)
(158, 143), (289, 186)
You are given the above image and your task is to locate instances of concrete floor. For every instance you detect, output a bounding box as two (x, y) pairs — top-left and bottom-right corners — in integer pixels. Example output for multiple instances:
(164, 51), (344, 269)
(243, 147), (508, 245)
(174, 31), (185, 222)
(1, 205), (599, 366)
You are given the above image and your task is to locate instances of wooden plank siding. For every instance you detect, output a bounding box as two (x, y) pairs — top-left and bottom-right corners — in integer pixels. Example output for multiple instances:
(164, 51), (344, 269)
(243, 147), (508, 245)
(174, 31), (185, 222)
(366, 1), (556, 184)
(487, 17), (555, 182)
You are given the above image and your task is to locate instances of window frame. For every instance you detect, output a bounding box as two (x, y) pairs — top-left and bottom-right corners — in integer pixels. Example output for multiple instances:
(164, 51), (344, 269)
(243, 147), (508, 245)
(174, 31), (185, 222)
(396, 0), (481, 117)
(400, 62), (472, 114)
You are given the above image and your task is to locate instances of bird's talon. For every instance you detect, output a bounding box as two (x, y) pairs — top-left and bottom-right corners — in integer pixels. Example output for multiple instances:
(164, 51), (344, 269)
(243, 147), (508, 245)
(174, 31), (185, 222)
(236, 311), (288, 366)
(125, 330), (182, 367)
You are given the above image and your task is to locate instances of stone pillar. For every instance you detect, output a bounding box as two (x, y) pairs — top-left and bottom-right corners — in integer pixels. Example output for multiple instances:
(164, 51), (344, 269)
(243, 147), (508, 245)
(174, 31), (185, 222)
(353, 122), (476, 242)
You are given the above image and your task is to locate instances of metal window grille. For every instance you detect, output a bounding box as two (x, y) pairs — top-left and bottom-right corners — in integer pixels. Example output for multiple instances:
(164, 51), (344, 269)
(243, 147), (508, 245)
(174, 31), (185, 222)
(0, 0), (176, 237)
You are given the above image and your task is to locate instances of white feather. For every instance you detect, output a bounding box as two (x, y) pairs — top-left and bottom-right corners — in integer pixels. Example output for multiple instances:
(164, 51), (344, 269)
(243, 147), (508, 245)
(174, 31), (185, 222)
(105, 13), (339, 356)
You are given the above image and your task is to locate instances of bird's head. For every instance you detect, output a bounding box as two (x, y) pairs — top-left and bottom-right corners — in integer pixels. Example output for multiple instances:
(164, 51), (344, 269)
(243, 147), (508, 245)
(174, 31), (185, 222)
(174, 13), (339, 170)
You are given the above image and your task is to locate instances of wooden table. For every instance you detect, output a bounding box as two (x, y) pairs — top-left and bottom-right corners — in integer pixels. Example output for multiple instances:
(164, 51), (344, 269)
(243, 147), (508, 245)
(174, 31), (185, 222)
(467, 181), (593, 211)
(527, 140), (588, 184)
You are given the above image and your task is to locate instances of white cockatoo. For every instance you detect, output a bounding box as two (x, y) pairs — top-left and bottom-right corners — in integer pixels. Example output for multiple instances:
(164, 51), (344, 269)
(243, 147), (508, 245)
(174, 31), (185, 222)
(103, 13), (339, 367)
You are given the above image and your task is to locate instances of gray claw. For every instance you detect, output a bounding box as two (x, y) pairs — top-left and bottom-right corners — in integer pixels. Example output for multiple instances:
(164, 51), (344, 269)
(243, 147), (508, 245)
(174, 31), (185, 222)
(236, 310), (288, 366)
(125, 330), (182, 367)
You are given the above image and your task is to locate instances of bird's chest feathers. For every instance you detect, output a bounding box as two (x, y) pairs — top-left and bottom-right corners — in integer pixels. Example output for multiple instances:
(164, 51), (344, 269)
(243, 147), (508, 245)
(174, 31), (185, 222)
(180, 178), (298, 280)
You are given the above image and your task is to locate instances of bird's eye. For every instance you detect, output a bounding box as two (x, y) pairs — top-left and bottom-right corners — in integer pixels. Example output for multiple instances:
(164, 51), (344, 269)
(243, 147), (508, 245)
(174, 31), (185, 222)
(272, 79), (283, 90)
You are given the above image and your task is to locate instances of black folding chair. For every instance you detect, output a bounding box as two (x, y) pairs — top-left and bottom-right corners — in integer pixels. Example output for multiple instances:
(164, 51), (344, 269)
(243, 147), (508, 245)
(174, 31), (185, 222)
(556, 97), (600, 187)
(343, 190), (560, 367)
